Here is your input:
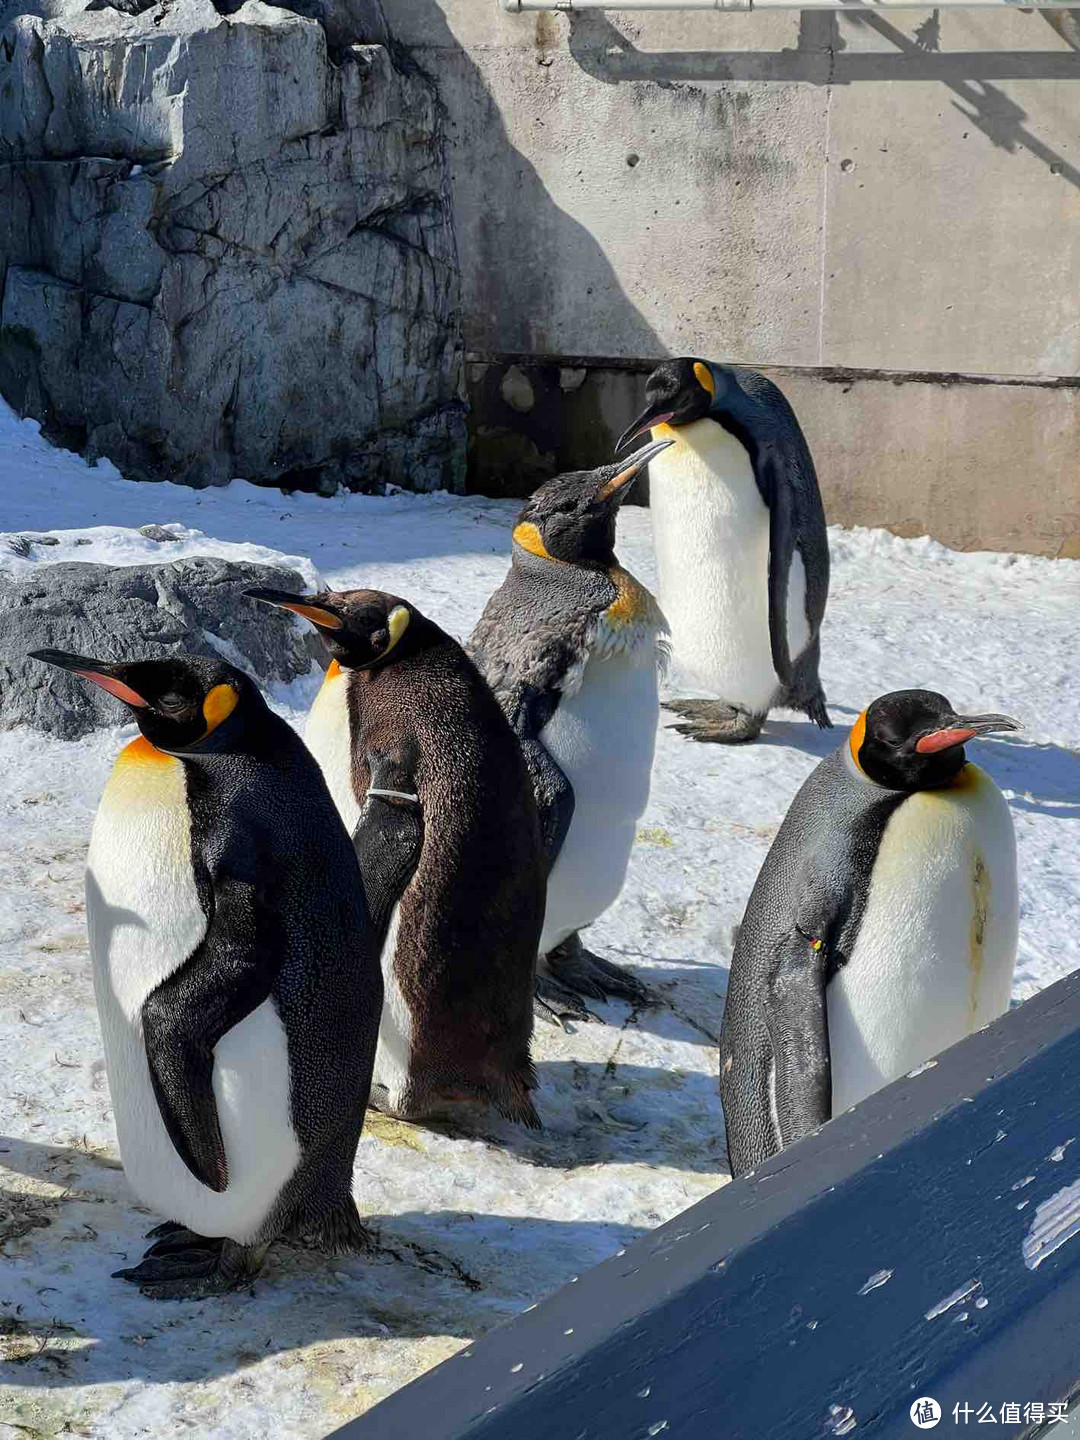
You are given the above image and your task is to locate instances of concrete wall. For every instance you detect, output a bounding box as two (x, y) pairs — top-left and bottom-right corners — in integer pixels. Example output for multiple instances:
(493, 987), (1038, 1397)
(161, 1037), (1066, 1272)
(388, 1), (1080, 555)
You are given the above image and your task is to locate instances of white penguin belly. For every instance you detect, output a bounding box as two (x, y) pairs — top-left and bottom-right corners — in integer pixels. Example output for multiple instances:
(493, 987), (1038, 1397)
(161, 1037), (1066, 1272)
(305, 664), (361, 836)
(649, 419), (796, 715)
(86, 740), (300, 1244)
(827, 763), (1018, 1116)
(539, 639), (659, 953)
(371, 904), (414, 1111)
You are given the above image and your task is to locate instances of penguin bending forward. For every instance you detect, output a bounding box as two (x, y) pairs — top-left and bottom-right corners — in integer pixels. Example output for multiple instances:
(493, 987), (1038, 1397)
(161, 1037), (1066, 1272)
(30, 651), (383, 1298)
(619, 358), (831, 744)
(468, 437), (673, 1021)
(720, 689), (1020, 1177)
(249, 587), (545, 1128)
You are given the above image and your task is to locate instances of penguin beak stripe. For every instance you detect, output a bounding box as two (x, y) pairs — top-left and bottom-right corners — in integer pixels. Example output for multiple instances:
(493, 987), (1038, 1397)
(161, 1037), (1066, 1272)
(78, 672), (149, 707)
(247, 590), (345, 631)
(915, 713), (1021, 754)
(28, 650), (149, 707)
(596, 438), (676, 501)
(915, 727), (977, 755)
(616, 410), (676, 455)
(286, 604), (344, 631)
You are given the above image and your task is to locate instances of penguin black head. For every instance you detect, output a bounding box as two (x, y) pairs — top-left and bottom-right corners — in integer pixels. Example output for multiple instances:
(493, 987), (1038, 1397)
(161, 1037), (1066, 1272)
(850, 689), (1021, 791)
(616, 358), (729, 452)
(247, 587), (428, 671)
(29, 651), (261, 753)
(510, 436), (673, 568)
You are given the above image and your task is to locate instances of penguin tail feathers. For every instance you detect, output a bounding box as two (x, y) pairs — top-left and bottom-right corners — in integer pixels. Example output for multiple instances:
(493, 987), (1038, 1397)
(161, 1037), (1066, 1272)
(806, 691), (832, 729)
(300, 1195), (374, 1256)
(500, 1090), (543, 1131)
(491, 1062), (542, 1131)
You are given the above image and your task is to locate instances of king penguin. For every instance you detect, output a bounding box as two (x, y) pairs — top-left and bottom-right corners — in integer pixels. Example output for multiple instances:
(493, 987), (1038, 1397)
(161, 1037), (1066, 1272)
(719, 689), (1020, 1177)
(248, 587), (546, 1128)
(29, 650), (384, 1297)
(467, 436), (674, 1021)
(618, 358), (831, 743)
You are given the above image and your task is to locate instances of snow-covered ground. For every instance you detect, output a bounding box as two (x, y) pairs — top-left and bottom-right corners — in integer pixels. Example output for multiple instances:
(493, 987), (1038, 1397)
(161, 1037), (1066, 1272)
(0, 401), (1077, 1438)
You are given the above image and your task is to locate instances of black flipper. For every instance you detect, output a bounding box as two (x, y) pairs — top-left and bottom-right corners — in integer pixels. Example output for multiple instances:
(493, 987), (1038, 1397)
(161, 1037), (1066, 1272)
(764, 925), (832, 1147)
(517, 685), (575, 874)
(141, 874), (276, 1193)
(764, 454), (795, 690)
(352, 750), (424, 941)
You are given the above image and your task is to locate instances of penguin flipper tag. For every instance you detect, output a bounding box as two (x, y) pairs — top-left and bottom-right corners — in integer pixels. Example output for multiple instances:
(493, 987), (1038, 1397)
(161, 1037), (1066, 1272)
(141, 876), (277, 1194)
(353, 750), (424, 942)
(764, 927), (833, 1148)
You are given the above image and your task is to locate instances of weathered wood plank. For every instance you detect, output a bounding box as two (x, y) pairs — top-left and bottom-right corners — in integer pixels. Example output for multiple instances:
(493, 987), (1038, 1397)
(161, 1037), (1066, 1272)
(333, 969), (1080, 1440)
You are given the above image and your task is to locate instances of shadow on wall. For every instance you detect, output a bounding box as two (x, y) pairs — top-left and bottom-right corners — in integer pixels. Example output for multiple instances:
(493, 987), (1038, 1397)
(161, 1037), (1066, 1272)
(567, 9), (1080, 191)
(384, 1), (665, 495)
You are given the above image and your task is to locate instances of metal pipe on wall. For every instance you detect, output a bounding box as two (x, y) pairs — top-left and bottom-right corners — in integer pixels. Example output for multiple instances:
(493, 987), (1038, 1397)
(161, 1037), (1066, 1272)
(506, 0), (1080, 10)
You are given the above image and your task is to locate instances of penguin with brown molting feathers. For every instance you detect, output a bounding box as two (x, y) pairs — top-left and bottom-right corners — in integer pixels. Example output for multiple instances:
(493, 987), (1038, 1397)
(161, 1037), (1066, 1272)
(619, 358), (831, 743)
(467, 437), (674, 1022)
(248, 586), (545, 1129)
(29, 650), (383, 1299)
(720, 689), (1020, 1178)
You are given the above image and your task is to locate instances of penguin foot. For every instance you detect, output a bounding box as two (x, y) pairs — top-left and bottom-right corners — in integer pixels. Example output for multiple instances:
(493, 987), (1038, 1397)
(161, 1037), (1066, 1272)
(113, 1235), (267, 1299)
(533, 975), (595, 1028)
(664, 699), (764, 744)
(540, 933), (650, 1013)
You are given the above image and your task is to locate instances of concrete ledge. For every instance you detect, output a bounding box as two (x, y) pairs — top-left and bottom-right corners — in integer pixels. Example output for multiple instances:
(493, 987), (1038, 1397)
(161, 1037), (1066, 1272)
(466, 355), (1080, 557)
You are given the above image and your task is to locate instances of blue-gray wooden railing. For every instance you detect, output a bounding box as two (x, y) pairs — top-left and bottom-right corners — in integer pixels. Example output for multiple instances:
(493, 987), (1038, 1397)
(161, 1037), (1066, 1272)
(330, 968), (1080, 1439)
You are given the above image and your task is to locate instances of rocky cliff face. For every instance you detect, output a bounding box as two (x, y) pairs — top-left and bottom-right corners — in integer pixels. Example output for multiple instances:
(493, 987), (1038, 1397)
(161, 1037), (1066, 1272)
(0, 0), (466, 493)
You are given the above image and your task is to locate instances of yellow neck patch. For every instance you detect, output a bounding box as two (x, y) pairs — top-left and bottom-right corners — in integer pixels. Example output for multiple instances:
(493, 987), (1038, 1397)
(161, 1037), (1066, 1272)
(326, 658), (342, 681)
(605, 566), (653, 629)
(512, 522), (554, 560)
(117, 734), (173, 767)
(693, 361), (715, 396)
(203, 683), (239, 737)
(849, 709), (868, 773)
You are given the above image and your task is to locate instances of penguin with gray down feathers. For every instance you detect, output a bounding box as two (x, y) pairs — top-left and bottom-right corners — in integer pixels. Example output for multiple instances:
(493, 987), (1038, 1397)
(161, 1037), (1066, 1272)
(29, 651), (384, 1298)
(618, 358), (830, 743)
(720, 689), (1020, 1178)
(249, 587), (545, 1128)
(468, 437), (674, 1021)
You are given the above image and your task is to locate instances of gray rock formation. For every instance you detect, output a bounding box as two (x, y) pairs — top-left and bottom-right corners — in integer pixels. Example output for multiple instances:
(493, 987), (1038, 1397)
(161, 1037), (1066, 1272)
(0, 0), (466, 495)
(2, 556), (323, 738)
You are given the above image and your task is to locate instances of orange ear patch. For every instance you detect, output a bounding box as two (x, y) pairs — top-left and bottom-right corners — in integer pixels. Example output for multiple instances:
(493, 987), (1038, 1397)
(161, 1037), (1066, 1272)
(693, 362), (715, 396)
(849, 709), (867, 773)
(203, 683), (239, 736)
(512, 522), (553, 560)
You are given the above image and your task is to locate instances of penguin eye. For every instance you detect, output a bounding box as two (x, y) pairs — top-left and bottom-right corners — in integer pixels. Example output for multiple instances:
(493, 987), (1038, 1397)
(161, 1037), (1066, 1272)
(371, 629), (389, 653)
(157, 691), (191, 715)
